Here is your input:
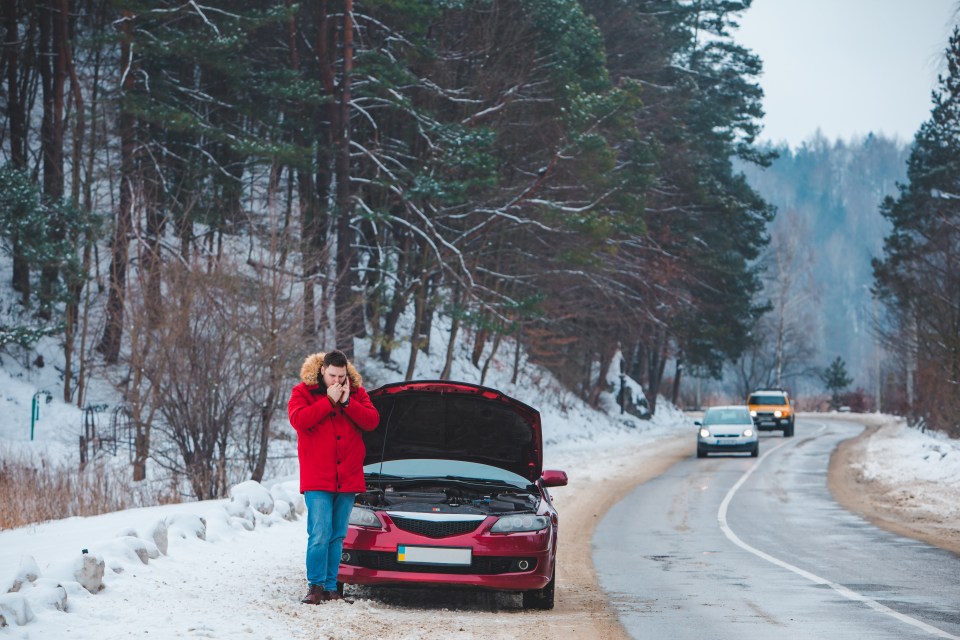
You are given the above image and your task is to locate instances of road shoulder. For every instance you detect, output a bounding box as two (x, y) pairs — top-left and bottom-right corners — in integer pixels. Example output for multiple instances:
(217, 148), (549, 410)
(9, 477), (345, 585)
(827, 417), (960, 557)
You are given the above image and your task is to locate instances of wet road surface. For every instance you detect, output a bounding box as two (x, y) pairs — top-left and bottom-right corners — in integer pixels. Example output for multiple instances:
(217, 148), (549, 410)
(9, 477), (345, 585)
(594, 418), (960, 639)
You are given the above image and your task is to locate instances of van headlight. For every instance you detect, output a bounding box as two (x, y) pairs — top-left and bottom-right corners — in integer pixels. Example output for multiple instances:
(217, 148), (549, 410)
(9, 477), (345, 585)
(742, 428), (754, 437)
(699, 428), (711, 438)
(491, 515), (549, 533)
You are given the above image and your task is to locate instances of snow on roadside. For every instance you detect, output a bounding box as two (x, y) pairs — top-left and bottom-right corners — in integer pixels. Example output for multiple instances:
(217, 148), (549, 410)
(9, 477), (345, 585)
(0, 408), (688, 638)
(851, 418), (960, 520)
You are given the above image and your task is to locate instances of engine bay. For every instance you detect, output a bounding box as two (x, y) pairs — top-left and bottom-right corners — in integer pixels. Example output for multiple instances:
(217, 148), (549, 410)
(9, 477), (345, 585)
(356, 481), (540, 516)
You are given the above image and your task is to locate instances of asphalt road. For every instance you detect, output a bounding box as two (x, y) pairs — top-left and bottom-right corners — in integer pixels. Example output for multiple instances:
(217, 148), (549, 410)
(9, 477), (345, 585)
(594, 417), (960, 640)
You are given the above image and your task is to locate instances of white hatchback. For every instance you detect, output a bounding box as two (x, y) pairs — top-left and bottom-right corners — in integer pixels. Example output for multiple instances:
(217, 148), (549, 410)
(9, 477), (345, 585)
(695, 405), (759, 458)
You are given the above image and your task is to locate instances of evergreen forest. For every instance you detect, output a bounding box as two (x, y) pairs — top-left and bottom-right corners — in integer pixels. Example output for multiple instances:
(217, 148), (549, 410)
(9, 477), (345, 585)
(2, 0), (959, 499)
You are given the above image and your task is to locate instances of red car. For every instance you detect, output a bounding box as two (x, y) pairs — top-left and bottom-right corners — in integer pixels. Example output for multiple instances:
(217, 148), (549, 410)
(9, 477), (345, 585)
(338, 380), (568, 609)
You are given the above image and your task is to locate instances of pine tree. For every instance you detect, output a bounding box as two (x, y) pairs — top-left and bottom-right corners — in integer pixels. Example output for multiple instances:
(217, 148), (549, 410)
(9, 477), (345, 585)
(873, 26), (960, 436)
(821, 356), (853, 409)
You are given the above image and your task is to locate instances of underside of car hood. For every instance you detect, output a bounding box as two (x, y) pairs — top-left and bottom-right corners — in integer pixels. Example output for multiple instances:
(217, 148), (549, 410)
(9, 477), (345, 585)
(366, 381), (543, 482)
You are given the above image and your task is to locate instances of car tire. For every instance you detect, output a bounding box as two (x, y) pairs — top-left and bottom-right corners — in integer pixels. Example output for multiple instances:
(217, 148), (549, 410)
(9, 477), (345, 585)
(750, 444), (759, 457)
(783, 421), (795, 438)
(697, 446), (707, 459)
(522, 567), (555, 610)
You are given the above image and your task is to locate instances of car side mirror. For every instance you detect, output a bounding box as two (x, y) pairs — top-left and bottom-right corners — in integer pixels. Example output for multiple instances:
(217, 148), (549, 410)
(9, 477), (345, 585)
(694, 420), (702, 427)
(541, 469), (568, 487)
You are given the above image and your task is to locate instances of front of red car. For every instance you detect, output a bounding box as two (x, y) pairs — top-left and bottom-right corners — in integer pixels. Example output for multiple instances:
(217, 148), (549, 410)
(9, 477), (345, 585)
(338, 381), (567, 608)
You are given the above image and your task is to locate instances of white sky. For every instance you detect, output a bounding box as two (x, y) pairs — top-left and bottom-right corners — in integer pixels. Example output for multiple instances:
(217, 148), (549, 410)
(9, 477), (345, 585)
(735, 0), (958, 148)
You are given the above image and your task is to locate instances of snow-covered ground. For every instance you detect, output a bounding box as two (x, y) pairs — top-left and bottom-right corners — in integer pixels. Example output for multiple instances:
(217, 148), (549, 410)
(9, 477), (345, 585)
(2, 326), (960, 636)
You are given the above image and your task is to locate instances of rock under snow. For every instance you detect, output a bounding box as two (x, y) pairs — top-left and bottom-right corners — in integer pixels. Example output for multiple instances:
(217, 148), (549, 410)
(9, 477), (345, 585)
(0, 592), (36, 626)
(167, 513), (207, 540)
(230, 480), (274, 515)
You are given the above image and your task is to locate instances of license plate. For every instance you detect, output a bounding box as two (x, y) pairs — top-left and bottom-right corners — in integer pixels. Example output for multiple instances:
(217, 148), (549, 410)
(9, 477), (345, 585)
(715, 439), (737, 445)
(397, 545), (472, 566)
(760, 421), (775, 426)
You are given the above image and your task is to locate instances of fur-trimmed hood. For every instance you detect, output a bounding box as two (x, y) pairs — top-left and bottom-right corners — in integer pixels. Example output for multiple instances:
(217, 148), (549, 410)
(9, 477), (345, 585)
(299, 352), (363, 387)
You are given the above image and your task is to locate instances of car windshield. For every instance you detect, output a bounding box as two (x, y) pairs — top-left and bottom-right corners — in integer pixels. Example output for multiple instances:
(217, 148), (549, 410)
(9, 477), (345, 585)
(704, 408), (752, 425)
(749, 394), (787, 405)
(364, 458), (530, 489)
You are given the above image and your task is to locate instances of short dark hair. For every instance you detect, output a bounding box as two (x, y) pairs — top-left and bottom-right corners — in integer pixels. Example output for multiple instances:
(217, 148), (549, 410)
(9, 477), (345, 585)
(323, 350), (348, 368)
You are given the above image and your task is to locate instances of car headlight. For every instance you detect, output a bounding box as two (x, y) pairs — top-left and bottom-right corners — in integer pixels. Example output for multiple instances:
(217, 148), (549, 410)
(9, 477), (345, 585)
(750, 410), (757, 417)
(490, 514), (549, 533)
(742, 428), (754, 437)
(348, 507), (382, 528)
(699, 428), (711, 438)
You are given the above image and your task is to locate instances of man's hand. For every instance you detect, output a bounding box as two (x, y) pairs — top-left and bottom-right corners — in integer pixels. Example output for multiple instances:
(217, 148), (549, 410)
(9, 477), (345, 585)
(339, 383), (350, 404)
(326, 382), (345, 404)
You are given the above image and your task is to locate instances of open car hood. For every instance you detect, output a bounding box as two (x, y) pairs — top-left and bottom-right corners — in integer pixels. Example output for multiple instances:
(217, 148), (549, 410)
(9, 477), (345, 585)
(365, 381), (543, 482)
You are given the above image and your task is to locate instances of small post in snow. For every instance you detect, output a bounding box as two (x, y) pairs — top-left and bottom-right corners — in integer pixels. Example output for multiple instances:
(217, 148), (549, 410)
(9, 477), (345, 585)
(30, 390), (52, 440)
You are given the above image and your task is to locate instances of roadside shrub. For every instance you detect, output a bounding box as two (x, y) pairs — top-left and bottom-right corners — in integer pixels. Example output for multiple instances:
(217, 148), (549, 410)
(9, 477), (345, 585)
(0, 450), (181, 530)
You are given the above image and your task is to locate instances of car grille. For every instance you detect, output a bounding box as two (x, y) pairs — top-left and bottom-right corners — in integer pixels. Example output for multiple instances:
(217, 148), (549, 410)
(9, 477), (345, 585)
(345, 551), (536, 575)
(389, 516), (484, 538)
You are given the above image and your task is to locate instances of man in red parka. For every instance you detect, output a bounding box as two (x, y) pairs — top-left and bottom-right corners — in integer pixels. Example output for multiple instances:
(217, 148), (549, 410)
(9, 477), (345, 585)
(288, 349), (379, 604)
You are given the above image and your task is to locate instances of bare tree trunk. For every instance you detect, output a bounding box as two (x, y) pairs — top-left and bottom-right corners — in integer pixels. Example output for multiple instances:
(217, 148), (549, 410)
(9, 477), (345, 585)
(380, 235), (410, 362)
(511, 322), (522, 384)
(671, 353), (683, 406)
(472, 324), (488, 368)
(251, 387), (275, 483)
(441, 286), (462, 380)
(480, 331), (503, 386)
(76, 18), (107, 407)
(61, 0), (84, 402)
(38, 0), (66, 320)
(645, 327), (669, 415)
(3, 0), (31, 303)
(405, 277), (426, 380)
(97, 11), (135, 363)
(334, 0), (363, 356)
(142, 148), (165, 328)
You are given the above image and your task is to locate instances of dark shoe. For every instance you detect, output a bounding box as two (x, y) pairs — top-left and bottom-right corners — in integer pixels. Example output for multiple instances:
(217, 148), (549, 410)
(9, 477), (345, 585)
(324, 590), (352, 604)
(301, 584), (327, 605)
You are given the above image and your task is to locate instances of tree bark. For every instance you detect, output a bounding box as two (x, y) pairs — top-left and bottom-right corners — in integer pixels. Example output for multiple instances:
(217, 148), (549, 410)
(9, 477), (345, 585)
(97, 11), (135, 363)
(37, 0), (66, 319)
(60, 0), (84, 402)
(2, 0), (30, 303)
(334, 0), (363, 356)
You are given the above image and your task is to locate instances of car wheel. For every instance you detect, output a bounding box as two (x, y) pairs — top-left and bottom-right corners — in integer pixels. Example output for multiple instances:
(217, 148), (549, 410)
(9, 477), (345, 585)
(522, 567), (555, 610)
(750, 444), (759, 457)
(697, 446), (707, 459)
(783, 422), (794, 438)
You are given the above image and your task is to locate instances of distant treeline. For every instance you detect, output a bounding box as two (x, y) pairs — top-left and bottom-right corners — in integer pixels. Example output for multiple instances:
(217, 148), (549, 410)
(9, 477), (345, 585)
(736, 133), (909, 401)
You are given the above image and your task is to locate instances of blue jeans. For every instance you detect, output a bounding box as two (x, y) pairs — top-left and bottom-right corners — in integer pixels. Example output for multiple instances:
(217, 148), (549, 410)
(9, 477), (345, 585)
(304, 491), (355, 590)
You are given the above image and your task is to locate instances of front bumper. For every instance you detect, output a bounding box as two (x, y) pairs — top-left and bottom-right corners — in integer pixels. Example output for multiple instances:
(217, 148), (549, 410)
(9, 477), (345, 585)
(339, 518), (556, 591)
(752, 416), (792, 430)
(697, 437), (757, 453)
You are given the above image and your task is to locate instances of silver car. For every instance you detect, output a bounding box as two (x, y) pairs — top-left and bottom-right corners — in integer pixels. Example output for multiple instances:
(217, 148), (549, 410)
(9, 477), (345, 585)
(696, 405), (759, 458)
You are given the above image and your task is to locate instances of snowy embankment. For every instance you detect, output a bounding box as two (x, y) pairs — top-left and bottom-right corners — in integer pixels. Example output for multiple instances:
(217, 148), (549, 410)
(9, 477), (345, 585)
(0, 413), (689, 638)
(3, 327), (960, 636)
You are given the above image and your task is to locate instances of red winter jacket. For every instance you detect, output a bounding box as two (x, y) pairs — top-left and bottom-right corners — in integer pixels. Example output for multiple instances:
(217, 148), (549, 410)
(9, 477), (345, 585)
(288, 353), (380, 493)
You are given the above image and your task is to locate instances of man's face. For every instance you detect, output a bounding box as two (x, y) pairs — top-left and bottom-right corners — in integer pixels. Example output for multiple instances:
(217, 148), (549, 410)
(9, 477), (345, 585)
(320, 365), (347, 387)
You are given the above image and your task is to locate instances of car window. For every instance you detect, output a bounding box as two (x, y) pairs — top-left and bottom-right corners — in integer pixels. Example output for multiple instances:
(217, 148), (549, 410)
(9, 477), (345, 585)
(748, 394), (787, 405)
(703, 408), (752, 425)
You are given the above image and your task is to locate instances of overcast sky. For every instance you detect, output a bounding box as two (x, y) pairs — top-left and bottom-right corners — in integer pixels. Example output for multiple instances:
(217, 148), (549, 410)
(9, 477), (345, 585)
(735, 0), (958, 148)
